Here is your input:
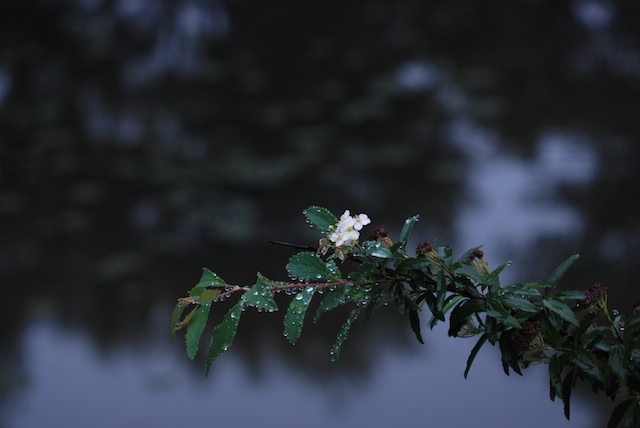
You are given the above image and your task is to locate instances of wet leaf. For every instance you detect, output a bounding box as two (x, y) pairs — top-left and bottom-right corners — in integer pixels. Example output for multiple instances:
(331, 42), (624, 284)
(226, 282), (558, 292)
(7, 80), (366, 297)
(314, 286), (348, 322)
(398, 215), (418, 249)
(609, 344), (628, 384)
(284, 286), (315, 344)
(331, 308), (362, 363)
(303, 206), (338, 232)
(242, 273), (278, 312)
(205, 302), (244, 375)
(465, 333), (488, 378)
(195, 268), (226, 289)
(186, 304), (212, 360)
(286, 252), (331, 281)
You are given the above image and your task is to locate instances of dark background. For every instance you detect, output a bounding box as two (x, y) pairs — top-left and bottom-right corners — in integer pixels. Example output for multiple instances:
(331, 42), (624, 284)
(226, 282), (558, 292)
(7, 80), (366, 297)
(1, 0), (639, 426)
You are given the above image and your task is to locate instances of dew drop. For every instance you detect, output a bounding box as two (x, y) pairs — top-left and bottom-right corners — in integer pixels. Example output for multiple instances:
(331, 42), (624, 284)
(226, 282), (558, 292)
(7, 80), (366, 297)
(613, 309), (620, 316)
(295, 293), (304, 300)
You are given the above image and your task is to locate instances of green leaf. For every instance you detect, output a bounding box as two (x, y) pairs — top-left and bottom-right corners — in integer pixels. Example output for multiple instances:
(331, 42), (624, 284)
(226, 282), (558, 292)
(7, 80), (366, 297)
(399, 215), (419, 249)
(284, 286), (316, 344)
(409, 309), (424, 344)
(456, 246), (483, 265)
(363, 292), (392, 326)
(303, 206), (338, 232)
(627, 400), (640, 428)
(465, 333), (488, 378)
(330, 308), (361, 363)
(547, 254), (579, 289)
(430, 295), (464, 328)
(609, 344), (628, 384)
(437, 245), (453, 267)
(608, 398), (635, 428)
(543, 297), (579, 326)
(286, 252), (331, 281)
(195, 268), (226, 289)
(205, 302), (244, 375)
(241, 274), (278, 312)
(314, 286), (349, 322)
(185, 304), (212, 360)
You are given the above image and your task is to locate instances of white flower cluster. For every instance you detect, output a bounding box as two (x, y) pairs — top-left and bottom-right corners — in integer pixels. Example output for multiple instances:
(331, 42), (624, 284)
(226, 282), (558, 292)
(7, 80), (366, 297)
(329, 210), (371, 247)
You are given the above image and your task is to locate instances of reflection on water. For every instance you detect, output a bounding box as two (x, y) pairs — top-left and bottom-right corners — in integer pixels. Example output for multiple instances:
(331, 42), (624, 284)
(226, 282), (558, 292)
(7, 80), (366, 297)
(2, 1), (640, 427)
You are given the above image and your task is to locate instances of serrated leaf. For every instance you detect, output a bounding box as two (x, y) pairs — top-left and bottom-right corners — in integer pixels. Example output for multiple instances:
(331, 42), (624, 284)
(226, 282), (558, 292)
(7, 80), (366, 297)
(399, 215), (419, 249)
(205, 302), (244, 375)
(242, 274), (278, 312)
(185, 304), (212, 360)
(609, 344), (628, 384)
(547, 254), (579, 289)
(284, 286), (315, 344)
(314, 286), (348, 322)
(330, 308), (361, 363)
(465, 333), (488, 378)
(195, 268), (226, 289)
(303, 206), (338, 232)
(286, 252), (331, 281)
(544, 297), (579, 326)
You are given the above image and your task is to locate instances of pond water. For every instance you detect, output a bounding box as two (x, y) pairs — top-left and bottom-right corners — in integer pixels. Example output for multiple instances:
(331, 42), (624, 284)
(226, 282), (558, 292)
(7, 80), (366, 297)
(2, 1), (640, 427)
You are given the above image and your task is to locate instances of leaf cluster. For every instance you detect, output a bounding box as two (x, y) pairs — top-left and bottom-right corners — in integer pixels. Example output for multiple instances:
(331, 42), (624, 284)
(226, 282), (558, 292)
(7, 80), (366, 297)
(171, 206), (640, 427)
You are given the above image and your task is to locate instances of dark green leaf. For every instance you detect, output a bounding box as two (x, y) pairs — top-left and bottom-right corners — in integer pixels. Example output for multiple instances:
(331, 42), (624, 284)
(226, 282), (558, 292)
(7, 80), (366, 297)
(330, 308), (362, 363)
(437, 245), (453, 267)
(170, 303), (187, 339)
(430, 295), (464, 329)
(399, 215), (419, 249)
(409, 309), (424, 344)
(314, 286), (348, 322)
(571, 346), (603, 382)
(609, 344), (628, 384)
(562, 370), (575, 420)
(549, 354), (563, 400)
(608, 398), (635, 428)
(456, 246), (483, 265)
(625, 312), (640, 330)
(303, 206), (338, 232)
(543, 297), (579, 326)
(449, 299), (485, 337)
(241, 274), (278, 312)
(465, 333), (488, 378)
(485, 261), (510, 294)
(556, 290), (587, 301)
(205, 302), (244, 375)
(503, 282), (541, 296)
(284, 286), (315, 344)
(360, 241), (393, 259)
(486, 298), (522, 329)
(363, 292), (392, 326)
(499, 332), (523, 376)
(453, 263), (485, 284)
(286, 252), (330, 281)
(502, 296), (539, 313)
(195, 268), (226, 289)
(626, 399), (640, 428)
(547, 254), (579, 289)
(185, 304), (212, 360)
